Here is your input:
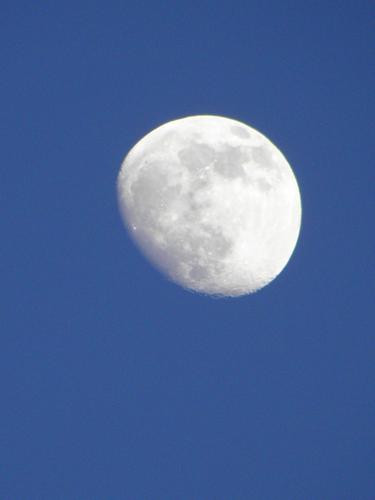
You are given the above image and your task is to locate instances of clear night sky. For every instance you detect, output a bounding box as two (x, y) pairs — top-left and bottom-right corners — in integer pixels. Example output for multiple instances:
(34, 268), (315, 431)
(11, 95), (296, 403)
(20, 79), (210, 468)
(1, 1), (374, 498)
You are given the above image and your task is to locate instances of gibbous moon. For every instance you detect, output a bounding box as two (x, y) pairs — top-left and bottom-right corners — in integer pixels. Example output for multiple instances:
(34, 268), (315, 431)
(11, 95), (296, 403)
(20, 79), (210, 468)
(117, 115), (301, 297)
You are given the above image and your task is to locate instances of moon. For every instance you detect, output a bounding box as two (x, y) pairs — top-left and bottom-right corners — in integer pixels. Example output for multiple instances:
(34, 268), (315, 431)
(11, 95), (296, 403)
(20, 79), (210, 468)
(117, 115), (301, 297)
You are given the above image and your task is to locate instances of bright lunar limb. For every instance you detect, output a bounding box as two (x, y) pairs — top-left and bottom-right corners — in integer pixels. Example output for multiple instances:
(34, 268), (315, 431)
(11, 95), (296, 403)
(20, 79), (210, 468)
(117, 115), (301, 297)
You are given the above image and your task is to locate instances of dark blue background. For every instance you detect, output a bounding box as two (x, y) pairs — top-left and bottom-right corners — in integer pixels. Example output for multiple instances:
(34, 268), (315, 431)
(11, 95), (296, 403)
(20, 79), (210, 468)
(1, 1), (374, 498)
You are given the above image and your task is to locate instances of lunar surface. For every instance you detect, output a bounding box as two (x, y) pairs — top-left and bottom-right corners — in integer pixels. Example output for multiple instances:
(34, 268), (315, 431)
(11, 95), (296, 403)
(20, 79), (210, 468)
(117, 115), (301, 297)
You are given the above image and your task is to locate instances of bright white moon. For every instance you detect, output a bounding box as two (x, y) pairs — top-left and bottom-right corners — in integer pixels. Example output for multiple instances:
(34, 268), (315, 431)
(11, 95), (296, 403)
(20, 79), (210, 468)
(117, 115), (301, 297)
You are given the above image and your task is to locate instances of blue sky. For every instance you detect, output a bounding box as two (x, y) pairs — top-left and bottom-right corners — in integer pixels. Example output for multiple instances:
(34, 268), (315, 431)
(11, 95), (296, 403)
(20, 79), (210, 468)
(1, 1), (374, 498)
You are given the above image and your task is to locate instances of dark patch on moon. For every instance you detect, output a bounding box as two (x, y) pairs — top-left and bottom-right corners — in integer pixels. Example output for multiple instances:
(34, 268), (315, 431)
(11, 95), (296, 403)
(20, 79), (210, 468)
(252, 145), (283, 183)
(231, 125), (251, 138)
(256, 178), (272, 192)
(252, 145), (275, 170)
(189, 265), (209, 281)
(178, 143), (215, 173)
(198, 225), (232, 258)
(130, 164), (181, 225)
(214, 146), (246, 179)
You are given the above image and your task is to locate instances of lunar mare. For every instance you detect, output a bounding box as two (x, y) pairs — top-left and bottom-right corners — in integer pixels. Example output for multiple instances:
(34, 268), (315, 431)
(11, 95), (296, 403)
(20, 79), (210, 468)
(117, 115), (301, 296)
